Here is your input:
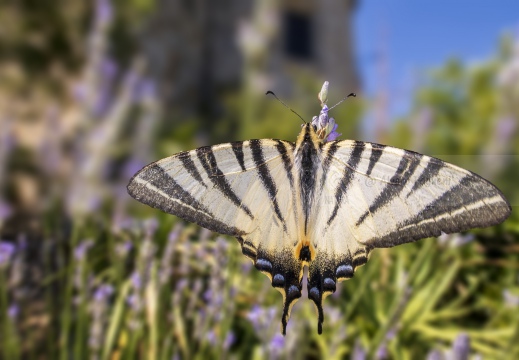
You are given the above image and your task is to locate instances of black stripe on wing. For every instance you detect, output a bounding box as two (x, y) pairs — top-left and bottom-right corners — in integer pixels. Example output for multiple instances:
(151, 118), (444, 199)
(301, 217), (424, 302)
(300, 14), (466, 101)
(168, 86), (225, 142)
(177, 152), (207, 188)
(196, 146), (254, 219)
(319, 142), (340, 188)
(405, 157), (444, 199)
(250, 139), (287, 232)
(127, 164), (246, 236)
(355, 151), (422, 226)
(366, 143), (385, 176)
(275, 140), (295, 189)
(327, 141), (365, 226)
(231, 141), (247, 171)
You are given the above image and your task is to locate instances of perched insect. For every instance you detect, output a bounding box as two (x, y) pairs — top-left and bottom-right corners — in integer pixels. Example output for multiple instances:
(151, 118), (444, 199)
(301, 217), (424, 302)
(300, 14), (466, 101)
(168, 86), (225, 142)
(127, 82), (511, 335)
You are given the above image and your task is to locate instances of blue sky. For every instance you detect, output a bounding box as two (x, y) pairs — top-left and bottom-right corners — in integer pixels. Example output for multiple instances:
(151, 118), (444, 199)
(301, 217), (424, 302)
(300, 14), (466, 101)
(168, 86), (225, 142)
(354, 1), (519, 120)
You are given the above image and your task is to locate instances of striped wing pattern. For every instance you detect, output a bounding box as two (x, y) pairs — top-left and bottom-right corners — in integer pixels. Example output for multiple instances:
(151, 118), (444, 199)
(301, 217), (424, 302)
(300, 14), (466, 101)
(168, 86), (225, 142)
(127, 124), (511, 335)
(305, 139), (510, 331)
(127, 139), (306, 332)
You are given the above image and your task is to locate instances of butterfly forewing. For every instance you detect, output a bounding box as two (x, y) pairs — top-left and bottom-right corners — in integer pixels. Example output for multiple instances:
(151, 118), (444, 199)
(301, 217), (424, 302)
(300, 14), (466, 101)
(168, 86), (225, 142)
(326, 140), (511, 247)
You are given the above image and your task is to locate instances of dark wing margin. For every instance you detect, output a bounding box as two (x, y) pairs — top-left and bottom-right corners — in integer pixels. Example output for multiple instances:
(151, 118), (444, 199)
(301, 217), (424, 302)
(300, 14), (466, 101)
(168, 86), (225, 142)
(127, 162), (246, 236)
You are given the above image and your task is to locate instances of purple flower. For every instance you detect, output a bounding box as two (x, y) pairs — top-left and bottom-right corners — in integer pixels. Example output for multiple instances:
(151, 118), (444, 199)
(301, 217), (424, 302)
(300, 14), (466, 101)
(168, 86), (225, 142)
(311, 104), (341, 142)
(246, 305), (263, 329)
(93, 284), (114, 302)
(8, 304), (19, 319)
(375, 344), (388, 359)
(0, 241), (16, 267)
(95, 0), (113, 26)
(496, 116), (516, 144)
(0, 200), (12, 221)
(130, 272), (142, 290)
(206, 330), (218, 346)
(100, 57), (118, 79)
(452, 333), (470, 360)
(74, 240), (94, 261)
(270, 333), (285, 349)
(175, 279), (188, 292)
(126, 293), (142, 311)
(91, 58), (118, 117)
(123, 158), (145, 180)
(89, 283), (114, 352)
(352, 340), (367, 360)
(326, 119), (341, 141)
(426, 350), (442, 360)
(503, 289), (519, 307)
(203, 289), (212, 302)
(136, 79), (157, 102)
(223, 331), (235, 350)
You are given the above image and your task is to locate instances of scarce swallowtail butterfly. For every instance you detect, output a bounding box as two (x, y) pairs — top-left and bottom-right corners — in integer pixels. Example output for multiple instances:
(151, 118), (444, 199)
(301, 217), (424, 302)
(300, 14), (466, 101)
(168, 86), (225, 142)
(127, 81), (511, 335)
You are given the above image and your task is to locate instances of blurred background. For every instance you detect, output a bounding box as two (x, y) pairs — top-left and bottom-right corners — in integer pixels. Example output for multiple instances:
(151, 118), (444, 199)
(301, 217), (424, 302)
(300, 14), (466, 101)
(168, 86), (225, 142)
(1, 0), (519, 359)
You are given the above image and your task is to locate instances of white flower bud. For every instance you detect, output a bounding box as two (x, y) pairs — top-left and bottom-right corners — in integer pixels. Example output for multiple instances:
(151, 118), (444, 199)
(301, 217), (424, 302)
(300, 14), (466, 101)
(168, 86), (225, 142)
(318, 81), (329, 105)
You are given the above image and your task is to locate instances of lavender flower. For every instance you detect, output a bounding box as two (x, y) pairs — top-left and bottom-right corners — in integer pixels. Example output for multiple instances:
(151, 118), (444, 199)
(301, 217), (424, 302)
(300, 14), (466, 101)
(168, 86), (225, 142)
(89, 283), (114, 353)
(352, 339), (367, 360)
(135, 78), (157, 103)
(130, 271), (142, 290)
(92, 58), (118, 117)
(0, 241), (16, 268)
(311, 82), (342, 142)
(503, 289), (519, 307)
(426, 350), (442, 360)
(223, 331), (235, 351)
(375, 344), (388, 360)
(451, 333), (470, 360)
(95, 0), (113, 28)
(269, 333), (285, 356)
(0, 201), (11, 221)
(246, 305), (279, 342)
(7, 304), (19, 320)
(159, 224), (182, 284)
(206, 330), (218, 346)
(93, 284), (114, 302)
(74, 239), (94, 261)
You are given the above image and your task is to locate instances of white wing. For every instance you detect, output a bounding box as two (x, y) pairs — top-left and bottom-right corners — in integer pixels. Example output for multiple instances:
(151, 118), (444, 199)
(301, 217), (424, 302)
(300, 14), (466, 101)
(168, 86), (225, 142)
(127, 139), (306, 333)
(305, 140), (511, 332)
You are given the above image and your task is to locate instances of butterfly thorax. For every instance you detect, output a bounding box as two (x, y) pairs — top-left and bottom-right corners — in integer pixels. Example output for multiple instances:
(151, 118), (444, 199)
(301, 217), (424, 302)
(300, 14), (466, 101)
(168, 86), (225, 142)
(293, 124), (323, 261)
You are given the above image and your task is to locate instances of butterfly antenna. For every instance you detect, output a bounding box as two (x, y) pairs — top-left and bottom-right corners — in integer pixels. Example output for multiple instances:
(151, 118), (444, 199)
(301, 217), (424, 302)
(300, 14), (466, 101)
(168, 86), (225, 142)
(266, 91), (306, 124)
(328, 92), (357, 111)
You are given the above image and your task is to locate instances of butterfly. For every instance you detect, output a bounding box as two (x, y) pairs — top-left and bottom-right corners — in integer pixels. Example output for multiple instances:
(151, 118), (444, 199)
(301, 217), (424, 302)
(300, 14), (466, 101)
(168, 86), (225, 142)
(127, 82), (511, 335)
